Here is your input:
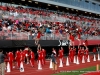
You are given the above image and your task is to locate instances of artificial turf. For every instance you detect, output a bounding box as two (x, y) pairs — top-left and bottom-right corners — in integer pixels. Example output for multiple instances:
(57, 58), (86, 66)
(52, 66), (97, 75)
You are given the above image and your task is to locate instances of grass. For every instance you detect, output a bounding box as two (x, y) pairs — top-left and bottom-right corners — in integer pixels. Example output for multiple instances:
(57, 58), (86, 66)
(52, 66), (98, 75)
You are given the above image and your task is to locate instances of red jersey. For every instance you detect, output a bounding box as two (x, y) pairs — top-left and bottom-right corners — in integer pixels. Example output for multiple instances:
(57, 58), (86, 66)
(78, 49), (81, 55)
(20, 51), (25, 61)
(81, 49), (85, 56)
(93, 48), (96, 53)
(42, 49), (46, 58)
(59, 50), (63, 58)
(78, 33), (81, 39)
(37, 32), (41, 39)
(69, 49), (72, 56)
(69, 34), (72, 40)
(85, 49), (89, 55)
(61, 49), (64, 55)
(8, 52), (14, 61)
(15, 51), (20, 60)
(24, 49), (28, 55)
(84, 40), (88, 46)
(37, 50), (42, 60)
(30, 51), (35, 59)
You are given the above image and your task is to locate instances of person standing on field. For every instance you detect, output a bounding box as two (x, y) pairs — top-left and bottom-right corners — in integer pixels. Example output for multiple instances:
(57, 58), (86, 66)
(0, 49), (5, 75)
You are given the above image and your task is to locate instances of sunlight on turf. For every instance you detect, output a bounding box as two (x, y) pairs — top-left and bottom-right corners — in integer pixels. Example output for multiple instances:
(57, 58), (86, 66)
(52, 66), (98, 75)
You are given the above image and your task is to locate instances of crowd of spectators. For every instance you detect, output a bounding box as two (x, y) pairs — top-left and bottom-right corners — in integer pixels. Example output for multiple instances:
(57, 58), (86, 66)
(0, 4), (100, 40)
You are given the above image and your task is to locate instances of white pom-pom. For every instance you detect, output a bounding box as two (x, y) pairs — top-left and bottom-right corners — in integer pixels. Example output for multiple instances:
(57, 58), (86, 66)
(76, 28), (78, 31)
(83, 42), (85, 44)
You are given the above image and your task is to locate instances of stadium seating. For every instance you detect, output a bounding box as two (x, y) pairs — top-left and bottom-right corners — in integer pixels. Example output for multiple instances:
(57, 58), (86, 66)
(0, 4), (100, 40)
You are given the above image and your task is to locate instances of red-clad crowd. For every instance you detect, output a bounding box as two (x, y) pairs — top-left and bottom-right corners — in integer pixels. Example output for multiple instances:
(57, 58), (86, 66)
(0, 4), (100, 40)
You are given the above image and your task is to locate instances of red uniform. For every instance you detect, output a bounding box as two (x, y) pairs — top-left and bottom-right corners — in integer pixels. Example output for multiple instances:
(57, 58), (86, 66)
(59, 50), (63, 58)
(71, 35), (74, 42)
(20, 51), (25, 62)
(93, 48), (96, 53)
(84, 40), (88, 46)
(8, 52), (14, 71)
(81, 49), (85, 60)
(15, 50), (20, 68)
(29, 51), (35, 67)
(37, 32), (41, 39)
(78, 33), (81, 39)
(69, 34), (74, 41)
(85, 49), (89, 59)
(24, 49), (29, 57)
(69, 49), (73, 62)
(37, 50), (42, 64)
(73, 48), (76, 56)
(42, 49), (46, 65)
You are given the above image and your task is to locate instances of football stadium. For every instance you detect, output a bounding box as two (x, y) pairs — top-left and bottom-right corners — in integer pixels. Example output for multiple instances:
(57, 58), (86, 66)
(0, 0), (100, 75)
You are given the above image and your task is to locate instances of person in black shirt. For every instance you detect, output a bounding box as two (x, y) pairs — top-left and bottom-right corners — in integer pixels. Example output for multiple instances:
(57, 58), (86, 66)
(0, 49), (5, 75)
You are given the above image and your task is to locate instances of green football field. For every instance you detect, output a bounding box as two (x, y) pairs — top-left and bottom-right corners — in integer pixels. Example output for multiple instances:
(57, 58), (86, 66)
(52, 66), (98, 75)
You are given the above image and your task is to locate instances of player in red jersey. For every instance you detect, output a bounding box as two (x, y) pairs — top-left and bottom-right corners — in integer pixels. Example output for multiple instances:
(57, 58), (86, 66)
(15, 49), (20, 69)
(8, 51), (14, 71)
(85, 47), (89, 60)
(29, 49), (35, 67)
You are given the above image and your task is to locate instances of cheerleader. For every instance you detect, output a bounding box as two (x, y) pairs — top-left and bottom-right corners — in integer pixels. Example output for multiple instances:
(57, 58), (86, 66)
(35, 31), (42, 45)
(83, 38), (88, 49)
(77, 32), (81, 45)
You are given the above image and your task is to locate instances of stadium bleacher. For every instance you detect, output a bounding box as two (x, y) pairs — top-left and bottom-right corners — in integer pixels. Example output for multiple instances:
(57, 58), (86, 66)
(0, 0), (100, 40)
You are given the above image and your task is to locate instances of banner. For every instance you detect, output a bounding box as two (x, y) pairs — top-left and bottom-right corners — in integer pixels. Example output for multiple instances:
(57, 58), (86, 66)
(0, 40), (100, 48)
(0, 40), (69, 48)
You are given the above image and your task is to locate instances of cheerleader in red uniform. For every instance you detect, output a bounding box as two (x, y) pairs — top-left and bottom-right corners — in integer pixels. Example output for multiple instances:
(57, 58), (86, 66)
(77, 32), (81, 45)
(37, 44), (42, 65)
(42, 48), (46, 65)
(93, 47), (96, 55)
(81, 47), (85, 61)
(85, 48), (89, 60)
(69, 47), (73, 62)
(8, 51), (14, 71)
(73, 46), (76, 56)
(83, 38), (88, 49)
(35, 31), (41, 45)
(60, 47), (64, 61)
(29, 49), (35, 67)
(69, 33), (75, 47)
(24, 47), (29, 64)
(78, 45), (82, 61)
(58, 48), (63, 60)
(15, 50), (21, 69)
(20, 49), (25, 62)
